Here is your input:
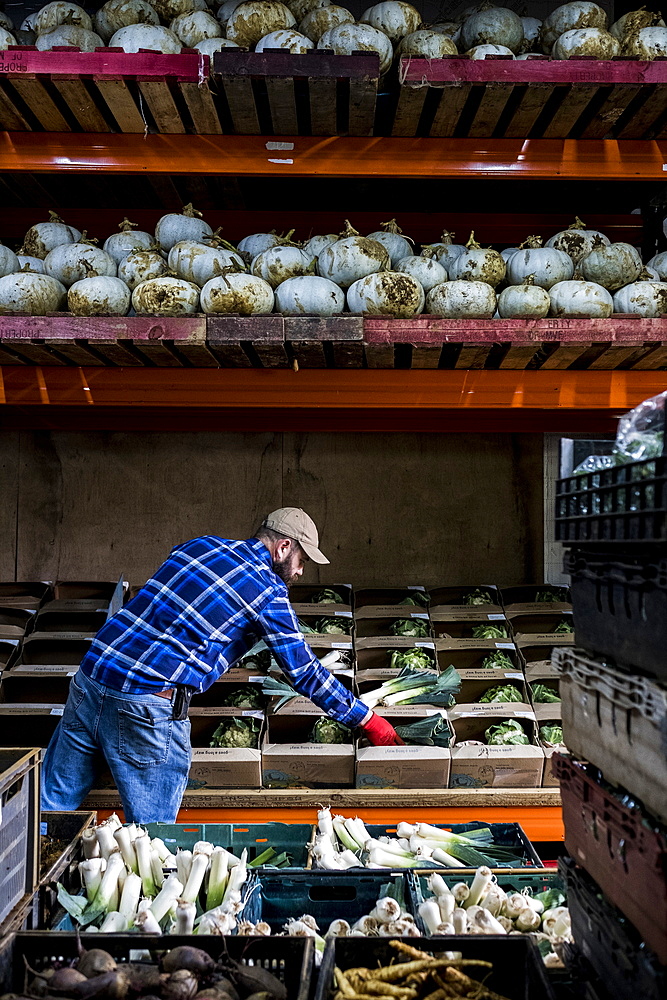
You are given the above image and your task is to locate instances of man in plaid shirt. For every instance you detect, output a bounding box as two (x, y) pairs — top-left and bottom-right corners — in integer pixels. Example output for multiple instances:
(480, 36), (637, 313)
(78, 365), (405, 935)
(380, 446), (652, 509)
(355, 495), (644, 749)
(41, 508), (402, 822)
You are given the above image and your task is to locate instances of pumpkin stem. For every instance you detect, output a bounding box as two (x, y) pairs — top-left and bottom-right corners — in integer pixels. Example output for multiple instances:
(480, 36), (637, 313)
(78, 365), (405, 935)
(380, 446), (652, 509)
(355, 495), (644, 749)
(340, 220), (360, 238)
(48, 210), (64, 223)
(466, 231), (481, 250)
(420, 245), (438, 259)
(519, 235), (543, 249)
(17, 244), (27, 255)
(637, 266), (654, 280)
(80, 259), (96, 276)
(148, 241), (164, 253)
(590, 235), (606, 249)
(380, 218), (403, 234)
(276, 229), (298, 247)
(440, 229), (456, 244)
(306, 258), (318, 275)
(79, 232), (99, 246)
(182, 203), (203, 219)
(118, 217), (138, 232)
(568, 216), (587, 231)
(523, 273), (536, 285)
(204, 229), (240, 255)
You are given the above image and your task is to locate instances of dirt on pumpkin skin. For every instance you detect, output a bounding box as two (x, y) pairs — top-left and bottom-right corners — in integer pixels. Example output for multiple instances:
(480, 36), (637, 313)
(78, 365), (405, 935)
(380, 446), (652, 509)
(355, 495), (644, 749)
(228, 3), (294, 46)
(135, 283), (197, 315)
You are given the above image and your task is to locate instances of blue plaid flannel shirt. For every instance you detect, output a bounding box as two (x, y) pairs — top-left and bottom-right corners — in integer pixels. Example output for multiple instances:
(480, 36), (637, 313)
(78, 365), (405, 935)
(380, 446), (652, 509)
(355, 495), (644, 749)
(79, 536), (368, 728)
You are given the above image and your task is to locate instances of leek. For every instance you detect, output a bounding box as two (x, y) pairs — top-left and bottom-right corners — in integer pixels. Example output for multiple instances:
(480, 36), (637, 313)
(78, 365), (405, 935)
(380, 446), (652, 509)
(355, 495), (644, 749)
(135, 831), (157, 897)
(394, 715), (453, 747)
(262, 674), (298, 710)
(114, 826), (138, 874)
(149, 874), (184, 923)
(118, 872), (142, 923)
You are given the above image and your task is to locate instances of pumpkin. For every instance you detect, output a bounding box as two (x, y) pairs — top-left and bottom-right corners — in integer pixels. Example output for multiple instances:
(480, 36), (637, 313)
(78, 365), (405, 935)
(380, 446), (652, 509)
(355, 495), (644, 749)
(150, 0), (207, 18)
(0, 273), (67, 315)
(395, 254), (448, 293)
(155, 204), (213, 252)
(347, 271), (424, 317)
(549, 279), (613, 317)
(468, 43), (514, 57)
(425, 231), (466, 271)
(170, 10), (222, 45)
(519, 16), (542, 53)
(360, 2), (421, 43)
(426, 280), (496, 318)
(255, 28), (314, 50)
(0, 244), (20, 277)
(17, 255), (46, 274)
(613, 281), (667, 317)
(194, 37), (240, 51)
(237, 232), (282, 260)
(44, 239), (117, 287)
(611, 9), (664, 43)
(227, 1), (296, 47)
(448, 232), (506, 287)
(299, 4), (353, 41)
(275, 275), (345, 314)
(428, 22), (461, 44)
(398, 29), (458, 57)
(118, 249), (169, 290)
(580, 241), (642, 291)
(252, 245), (315, 287)
(200, 273), (274, 314)
(109, 23), (182, 51)
(318, 23), (393, 73)
(546, 217), (610, 264)
(169, 240), (246, 286)
(33, 2), (92, 34)
(0, 12), (13, 31)
(647, 251), (667, 279)
(68, 276), (132, 316)
(103, 218), (154, 265)
(366, 219), (414, 266)
(94, 0), (160, 43)
(552, 27), (620, 58)
(497, 277), (550, 317)
(37, 24), (104, 48)
(23, 212), (82, 260)
(623, 25), (667, 58)
(216, 0), (244, 29)
(318, 223), (389, 288)
(304, 234), (338, 257)
(461, 7), (524, 54)
(540, 2), (607, 53)
(506, 236), (574, 289)
(286, 0), (330, 24)
(132, 276), (200, 315)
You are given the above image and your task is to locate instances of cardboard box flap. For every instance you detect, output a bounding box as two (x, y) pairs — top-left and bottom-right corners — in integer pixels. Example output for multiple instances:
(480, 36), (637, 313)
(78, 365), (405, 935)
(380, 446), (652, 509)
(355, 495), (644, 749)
(524, 661), (559, 680)
(354, 607), (430, 619)
(304, 636), (353, 650)
(192, 747), (261, 762)
(436, 638), (517, 651)
(515, 635), (575, 647)
(356, 637), (436, 651)
(458, 668), (524, 682)
(534, 703), (563, 723)
(450, 704), (536, 721)
(375, 705), (449, 719)
(293, 603), (352, 616)
(189, 707), (264, 719)
(431, 610), (507, 622)
(4, 664), (80, 677)
(264, 743), (353, 756)
(0, 703), (64, 714)
(357, 746), (451, 761)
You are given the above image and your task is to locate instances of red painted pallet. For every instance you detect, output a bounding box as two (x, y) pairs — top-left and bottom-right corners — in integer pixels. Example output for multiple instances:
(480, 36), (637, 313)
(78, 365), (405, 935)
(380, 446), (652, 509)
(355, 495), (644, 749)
(0, 46), (214, 134)
(396, 56), (667, 140)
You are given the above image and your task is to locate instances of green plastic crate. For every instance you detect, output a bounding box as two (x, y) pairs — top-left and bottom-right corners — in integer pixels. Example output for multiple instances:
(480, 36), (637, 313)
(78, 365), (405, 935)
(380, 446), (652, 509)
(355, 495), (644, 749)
(145, 821), (311, 867)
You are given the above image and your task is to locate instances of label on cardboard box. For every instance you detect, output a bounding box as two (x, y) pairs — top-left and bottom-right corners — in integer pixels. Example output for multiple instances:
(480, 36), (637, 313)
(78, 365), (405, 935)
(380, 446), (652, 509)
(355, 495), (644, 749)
(189, 707), (264, 719)
(450, 704), (535, 720)
(431, 611), (501, 622)
(458, 668), (522, 682)
(356, 636), (434, 650)
(505, 602), (572, 615)
(291, 603), (352, 616)
(436, 638), (517, 651)
(355, 607), (429, 619)
(304, 635), (353, 649)
(6, 664), (78, 675)
(0, 703), (61, 714)
(516, 635), (574, 647)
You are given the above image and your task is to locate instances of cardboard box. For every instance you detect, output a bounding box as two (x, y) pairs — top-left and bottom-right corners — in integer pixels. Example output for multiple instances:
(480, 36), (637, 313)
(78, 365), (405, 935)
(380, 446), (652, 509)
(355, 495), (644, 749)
(522, 649), (560, 678)
(356, 640), (437, 674)
(353, 611), (432, 639)
(0, 582), (52, 611)
(455, 669), (529, 710)
(436, 637), (518, 654)
(500, 585), (571, 615)
(0, 639), (19, 670)
(356, 707), (452, 788)
(431, 614), (511, 640)
(28, 606), (109, 635)
(0, 608), (35, 640)
(534, 704), (563, 788)
(435, 643), (521, 672)
(1, 633), (92, 702)
(189, 707), (263, 788)
(0, 703), (63, 746)
(53, 579), (127, 609)
(507, 612), (575, 640)
(428, 586), (503, 614)
(296, 610), (354, 639)
(290, 583), (352, 616)
(262, 707), (354, 787)
(449, 705), (544, 788)
(353, 586), (429, 612)
(190, 673), (267, 709)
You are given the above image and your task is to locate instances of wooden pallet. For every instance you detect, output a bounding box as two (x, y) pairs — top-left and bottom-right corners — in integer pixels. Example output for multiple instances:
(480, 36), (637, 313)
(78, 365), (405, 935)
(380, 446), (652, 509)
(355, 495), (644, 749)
(1, 314), (666, 370)
(397, 56), (667, 139)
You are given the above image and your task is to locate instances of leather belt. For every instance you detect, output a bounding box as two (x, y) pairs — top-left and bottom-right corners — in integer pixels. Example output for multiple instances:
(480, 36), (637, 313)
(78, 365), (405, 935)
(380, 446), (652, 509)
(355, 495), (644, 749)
(154, 689), (174, 700)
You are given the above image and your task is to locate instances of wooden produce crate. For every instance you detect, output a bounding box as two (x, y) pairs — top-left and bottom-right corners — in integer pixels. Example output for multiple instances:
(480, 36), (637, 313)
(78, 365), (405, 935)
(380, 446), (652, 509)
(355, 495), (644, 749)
(212, 49), (379, 136)
(395, 56), (667, 140)
(0, 47), (215, 134)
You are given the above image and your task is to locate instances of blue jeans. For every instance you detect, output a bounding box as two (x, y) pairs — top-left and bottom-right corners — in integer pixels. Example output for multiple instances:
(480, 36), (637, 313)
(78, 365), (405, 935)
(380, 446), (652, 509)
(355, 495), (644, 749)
(41, 670), (191, 823)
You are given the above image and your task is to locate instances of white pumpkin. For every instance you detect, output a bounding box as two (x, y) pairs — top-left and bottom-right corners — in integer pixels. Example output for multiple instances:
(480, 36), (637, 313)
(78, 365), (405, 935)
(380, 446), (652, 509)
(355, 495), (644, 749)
(170, 10), (222, 45)
(449, 233), (506, 287)
(581, 241), (642, 291)
(623, 26), (667, 58)
(21, 13), (40, 32)
(0, 27), (17, 45)
(549, 279), (613, 317)
(200, 272), (274, 314)
(194, 37), (240, 51)
(103, 219), (154, 265)
(227, 1), (296, 46)
(94, 0), (160, 44)
(150, 0), (207, 18)
(17, 255), (46, 274)
(286, 0), (330, 25)
(468, 43), (514, 58)
(132, 276), (200, 315)
(647, 251), (667, 279)
(366, 220), (414, 266)
(428, 22), (461, 44)
(0, 12), (13, 31)
(395, 254), (448, 292)
(501, 246), (520, 264)
(546, 217), (610, 263)
(169, 240), (246, 285)
(317, 225), (390, 288)
(36, 25), (104, 49)
(238, 232), (282, 259)
(553, 27), (620, 58)
(68, 277), (132, 316)
(34, 3), (92, 34)
(0, 273), (67, 315)
(0, 244), (20, 277)
(398, 30), (458, 57)
(461, 7), (524, 54)
(216, 0), (244, 29)
(360, 2), (421, 43)
(45, 241), (117, 287)
(426, 231), (466, 270)
(318, 23), (393, 74)
(540, 2), (607, 53)
(519, 16), (541, 53)
(516, 52), (549, 59)
(275, 275), (345, 314)
(612, 281), (667, 317)
(109, 23), (182, 51)
(255, 28), (314, 50)
(611, 9), (665, 43)
(426, 280), (496, 318)
(299, 5), (353, 41)
(23, 213), (82, 260)
(304, 234), (338, 256)
(118, 249), (169, 289)
(155, 204), (213, 251)
(252, 245), (315, 287)
(347, 271), (424, 317)
(506, 237), (574, 289)
(497, 280), (550, 318)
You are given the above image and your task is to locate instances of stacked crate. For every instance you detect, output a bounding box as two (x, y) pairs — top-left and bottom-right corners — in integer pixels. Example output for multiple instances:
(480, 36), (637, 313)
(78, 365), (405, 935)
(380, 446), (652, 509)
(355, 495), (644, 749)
(553, 396), (667, 1000)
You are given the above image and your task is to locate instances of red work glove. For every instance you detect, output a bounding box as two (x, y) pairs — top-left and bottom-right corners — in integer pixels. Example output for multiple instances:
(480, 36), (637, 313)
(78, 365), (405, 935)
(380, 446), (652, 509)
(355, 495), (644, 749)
(361, 712), (405, 746)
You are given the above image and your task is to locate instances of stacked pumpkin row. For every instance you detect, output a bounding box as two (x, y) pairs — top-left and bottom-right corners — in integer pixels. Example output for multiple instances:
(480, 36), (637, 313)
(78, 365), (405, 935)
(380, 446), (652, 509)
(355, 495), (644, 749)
(2, 0), (667, 63)
(1, 208), (666, 319)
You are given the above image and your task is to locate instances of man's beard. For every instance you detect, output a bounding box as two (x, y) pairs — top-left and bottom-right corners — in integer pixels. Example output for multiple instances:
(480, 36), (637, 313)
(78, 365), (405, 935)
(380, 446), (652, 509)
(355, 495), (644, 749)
(273, 556), (298, 587)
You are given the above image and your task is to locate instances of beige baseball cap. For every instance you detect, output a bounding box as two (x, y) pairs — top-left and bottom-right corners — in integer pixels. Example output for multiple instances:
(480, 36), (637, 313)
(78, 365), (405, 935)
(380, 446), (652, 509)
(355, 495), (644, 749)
(263, 507), (330, 565)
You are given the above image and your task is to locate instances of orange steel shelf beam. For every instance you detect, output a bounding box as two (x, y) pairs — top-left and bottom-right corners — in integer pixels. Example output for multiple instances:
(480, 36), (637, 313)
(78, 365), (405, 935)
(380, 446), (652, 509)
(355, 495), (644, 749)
(3, 133), (667, 179)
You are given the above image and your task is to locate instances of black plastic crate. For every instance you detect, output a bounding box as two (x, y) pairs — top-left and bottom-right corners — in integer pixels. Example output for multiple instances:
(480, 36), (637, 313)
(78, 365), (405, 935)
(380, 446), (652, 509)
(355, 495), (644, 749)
(0, 932), (313, 1000)
(561, 857), (667, 998)
(0, 749), (41, 927)
(364, 821), (543, 869)
(315, 935), (555, 1000)
(564, 547), (667, 681)
(555, 457), (667, 544)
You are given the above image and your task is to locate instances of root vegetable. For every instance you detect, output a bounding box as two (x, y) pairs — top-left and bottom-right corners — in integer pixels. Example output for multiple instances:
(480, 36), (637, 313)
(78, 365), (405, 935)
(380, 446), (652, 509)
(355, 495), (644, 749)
(77, 949), (117, 977)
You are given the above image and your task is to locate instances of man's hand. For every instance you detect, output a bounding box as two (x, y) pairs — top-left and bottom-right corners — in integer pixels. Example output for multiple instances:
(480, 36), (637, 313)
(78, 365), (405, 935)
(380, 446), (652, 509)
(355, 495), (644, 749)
(361, 712), (405, 746)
